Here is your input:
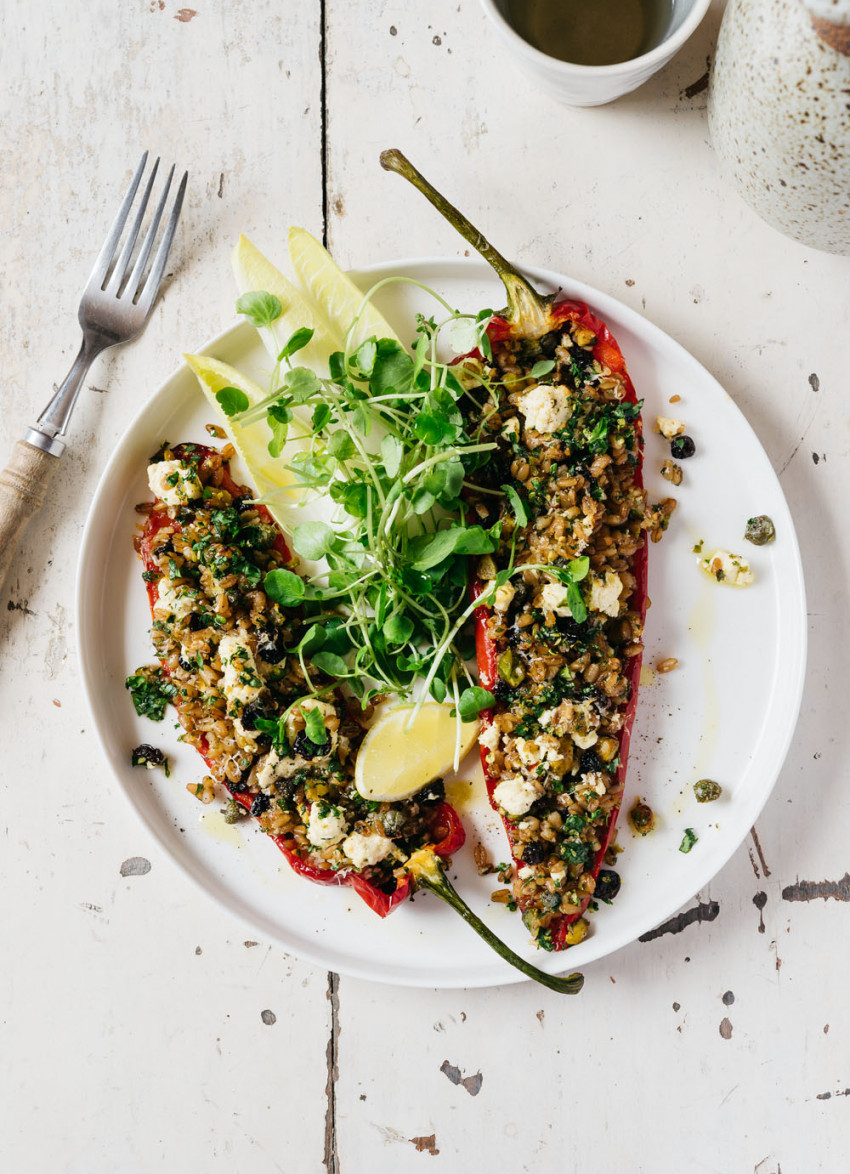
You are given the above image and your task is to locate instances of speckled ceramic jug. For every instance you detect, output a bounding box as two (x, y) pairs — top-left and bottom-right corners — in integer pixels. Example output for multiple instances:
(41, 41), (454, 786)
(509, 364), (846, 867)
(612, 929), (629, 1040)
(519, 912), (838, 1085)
(709, 0), (850, 254)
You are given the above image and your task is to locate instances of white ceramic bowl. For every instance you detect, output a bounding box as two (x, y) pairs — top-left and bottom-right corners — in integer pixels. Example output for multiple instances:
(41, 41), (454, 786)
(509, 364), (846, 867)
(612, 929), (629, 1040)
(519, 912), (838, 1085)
(480, 0), (713, 106)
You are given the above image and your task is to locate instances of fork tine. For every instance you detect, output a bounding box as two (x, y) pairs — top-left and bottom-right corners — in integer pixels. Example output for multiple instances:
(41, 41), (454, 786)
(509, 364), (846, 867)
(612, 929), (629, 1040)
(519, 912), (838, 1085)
(124, 163), (173, 303)
(105, 157), (159, 295)
(88, 152), (149, 288)
(135, 170), (188, 314)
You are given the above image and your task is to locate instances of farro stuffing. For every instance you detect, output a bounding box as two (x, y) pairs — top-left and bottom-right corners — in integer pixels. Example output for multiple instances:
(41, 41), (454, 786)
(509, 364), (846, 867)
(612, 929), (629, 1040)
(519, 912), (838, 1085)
(462, 308), (670, 950)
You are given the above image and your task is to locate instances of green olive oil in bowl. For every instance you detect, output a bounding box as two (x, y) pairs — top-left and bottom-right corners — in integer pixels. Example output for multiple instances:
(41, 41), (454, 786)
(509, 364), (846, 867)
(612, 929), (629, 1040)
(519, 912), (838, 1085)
(504, 0), (674, 66)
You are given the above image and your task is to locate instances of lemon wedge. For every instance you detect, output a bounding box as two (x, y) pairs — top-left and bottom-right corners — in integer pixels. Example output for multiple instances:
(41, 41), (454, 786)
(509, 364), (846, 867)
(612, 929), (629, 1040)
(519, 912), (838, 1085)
(184, 352), (298, 531)
(354, 704), (480, 802)
(287, 226), (402, 350)
(232, 233), (342, 371)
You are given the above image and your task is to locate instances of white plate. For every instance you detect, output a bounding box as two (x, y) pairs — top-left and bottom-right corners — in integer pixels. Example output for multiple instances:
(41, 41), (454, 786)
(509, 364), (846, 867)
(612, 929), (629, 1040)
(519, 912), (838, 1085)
(76, 258), (806, 988)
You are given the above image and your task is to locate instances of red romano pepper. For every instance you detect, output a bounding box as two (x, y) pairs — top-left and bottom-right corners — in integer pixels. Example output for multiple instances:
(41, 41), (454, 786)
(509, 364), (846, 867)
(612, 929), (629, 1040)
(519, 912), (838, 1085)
(140, 444), (464, 920)
(382, 150), (649, 951)
(474, 317), (647, 949)
(139, 441), (583, 991)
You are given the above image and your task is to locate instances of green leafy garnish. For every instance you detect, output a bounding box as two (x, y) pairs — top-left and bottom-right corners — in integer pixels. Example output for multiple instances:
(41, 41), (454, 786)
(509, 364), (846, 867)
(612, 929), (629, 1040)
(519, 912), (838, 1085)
(502, 483), (528, 528)
(226, 287), (514, 711)
(125, 670), (178, 721)
(264, 568), (306, 607)
(679, 828), (698, 854)
(292, 521), (336, 560)
(548, 556), (591, 623)
(456, 686), (495, 722)
(216, 386), (250, 418)
(236, 290), (283, 327)
(254, 715), (289, 754)
(530, 359), (555, 379)
(303, 705), (328, 745)
(278, 326), (315, 362)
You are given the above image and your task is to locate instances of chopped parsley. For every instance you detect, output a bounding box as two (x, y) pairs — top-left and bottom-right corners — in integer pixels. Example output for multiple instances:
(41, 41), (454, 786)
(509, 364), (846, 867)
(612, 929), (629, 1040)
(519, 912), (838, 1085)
(679, 828), (698, 854)
(125, 669), (178, 721)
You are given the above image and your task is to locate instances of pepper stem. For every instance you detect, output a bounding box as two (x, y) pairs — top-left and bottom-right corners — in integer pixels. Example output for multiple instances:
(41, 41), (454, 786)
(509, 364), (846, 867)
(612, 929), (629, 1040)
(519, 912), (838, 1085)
(380, 149), (553, 337)
(405, 849), (584, 994)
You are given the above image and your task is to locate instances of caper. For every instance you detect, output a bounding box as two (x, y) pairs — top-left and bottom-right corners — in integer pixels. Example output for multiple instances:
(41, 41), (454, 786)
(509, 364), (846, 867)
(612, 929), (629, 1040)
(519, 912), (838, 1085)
(629, 799), (655, 836)
(694, 779), (723, 803)
(381, 809), (408, 837)
(744, 515), (775, 546)
(222, 799), (243, 825)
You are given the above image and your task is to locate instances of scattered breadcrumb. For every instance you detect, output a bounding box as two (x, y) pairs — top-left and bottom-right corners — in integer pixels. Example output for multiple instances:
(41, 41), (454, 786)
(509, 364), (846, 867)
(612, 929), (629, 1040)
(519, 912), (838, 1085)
(661, 459), (683, 485)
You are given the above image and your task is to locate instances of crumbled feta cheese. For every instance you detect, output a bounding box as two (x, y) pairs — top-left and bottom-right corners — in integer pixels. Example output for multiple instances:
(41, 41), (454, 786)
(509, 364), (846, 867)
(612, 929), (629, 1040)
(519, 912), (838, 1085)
(256, 748), (309, 793)
(537, 734), (565, 762)
(516, 733), (563, 765)
(501, 416), (520, 441)
(541, 581), (570, 616)
(492, 774), (545, 817)
(342, 831), (394, 870)
(153, 579), (198, 620)
(147, 460), (203, 506)
(307, 804), (348, 848)
(589, 571), (623, 617)
(698, 549), (754, 587)
(514, 738), (540, 767)
(550, 862), (567, 886)
(517, 865), (534, 880)
(218, 632), (264, 721)
(542, 698), (601, 745)
(518, 384), (572, 434)
(493, 582), (516, 613)
(569, 699), (601, 748)
(655, 417), (686, 440)
(572, 728), (599, 751)
(478, 723), (500, 755)
(584, 770), (609, 796)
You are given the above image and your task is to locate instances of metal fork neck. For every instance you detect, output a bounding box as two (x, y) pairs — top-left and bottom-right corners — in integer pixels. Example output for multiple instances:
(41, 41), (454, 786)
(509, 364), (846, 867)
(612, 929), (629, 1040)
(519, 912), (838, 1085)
(30, 333), (108, 456)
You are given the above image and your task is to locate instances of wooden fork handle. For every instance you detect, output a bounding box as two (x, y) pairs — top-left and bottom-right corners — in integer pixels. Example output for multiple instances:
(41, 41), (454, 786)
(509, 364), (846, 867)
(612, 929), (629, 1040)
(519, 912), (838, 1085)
(0, 440), (60, 595)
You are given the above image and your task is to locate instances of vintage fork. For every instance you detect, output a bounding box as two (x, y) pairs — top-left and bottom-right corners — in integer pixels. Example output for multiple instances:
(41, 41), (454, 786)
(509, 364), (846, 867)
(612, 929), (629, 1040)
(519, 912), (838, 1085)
(0, 152), (188, 592)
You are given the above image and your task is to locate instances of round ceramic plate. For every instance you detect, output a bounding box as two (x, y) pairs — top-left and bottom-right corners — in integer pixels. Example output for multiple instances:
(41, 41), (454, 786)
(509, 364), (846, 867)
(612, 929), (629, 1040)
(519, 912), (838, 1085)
(76, 258), (806, 988)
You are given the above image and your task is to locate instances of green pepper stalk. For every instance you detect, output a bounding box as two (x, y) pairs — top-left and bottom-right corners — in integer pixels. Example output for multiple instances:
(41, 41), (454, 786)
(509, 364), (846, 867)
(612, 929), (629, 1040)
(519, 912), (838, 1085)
(404, 849), (584, 995)
(379, 148), (554, 337)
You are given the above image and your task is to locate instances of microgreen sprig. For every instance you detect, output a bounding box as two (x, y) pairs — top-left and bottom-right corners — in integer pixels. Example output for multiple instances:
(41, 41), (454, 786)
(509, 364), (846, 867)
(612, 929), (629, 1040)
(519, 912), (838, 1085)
(247, 281), (507, 707)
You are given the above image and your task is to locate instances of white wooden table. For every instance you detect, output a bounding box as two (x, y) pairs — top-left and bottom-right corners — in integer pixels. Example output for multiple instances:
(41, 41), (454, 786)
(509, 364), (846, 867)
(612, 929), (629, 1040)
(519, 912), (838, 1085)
(2, 2), (847, 1170)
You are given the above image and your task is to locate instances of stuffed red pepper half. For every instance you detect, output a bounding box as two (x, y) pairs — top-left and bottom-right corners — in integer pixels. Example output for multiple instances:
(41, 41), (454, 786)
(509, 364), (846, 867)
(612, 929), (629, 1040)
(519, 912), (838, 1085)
(131, 440), (583, 991)
(382, 150), (675, 951)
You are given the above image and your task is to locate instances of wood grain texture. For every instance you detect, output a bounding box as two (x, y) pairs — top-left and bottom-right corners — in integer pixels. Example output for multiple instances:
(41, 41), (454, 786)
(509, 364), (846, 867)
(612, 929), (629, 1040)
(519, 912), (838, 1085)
(1, 0), (849, 1171)
(0, 440), (59, 592)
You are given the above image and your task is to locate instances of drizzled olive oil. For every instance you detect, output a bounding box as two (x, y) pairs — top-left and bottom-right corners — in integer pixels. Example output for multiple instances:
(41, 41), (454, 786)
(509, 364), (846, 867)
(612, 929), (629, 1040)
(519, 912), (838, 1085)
(504, 0), (673, 67)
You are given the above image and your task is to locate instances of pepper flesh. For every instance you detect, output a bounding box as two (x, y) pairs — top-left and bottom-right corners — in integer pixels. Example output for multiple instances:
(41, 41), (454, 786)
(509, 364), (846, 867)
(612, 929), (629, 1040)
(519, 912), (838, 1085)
(140, 443), (465, 919)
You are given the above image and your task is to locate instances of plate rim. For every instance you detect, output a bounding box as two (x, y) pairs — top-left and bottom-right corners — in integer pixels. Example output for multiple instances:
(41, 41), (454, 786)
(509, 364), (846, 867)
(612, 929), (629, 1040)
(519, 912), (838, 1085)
(75, 254), (808, 987)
